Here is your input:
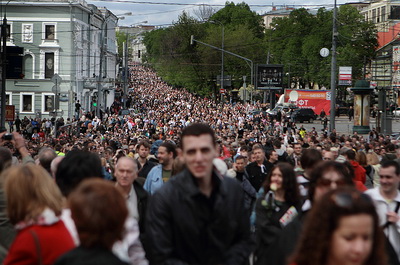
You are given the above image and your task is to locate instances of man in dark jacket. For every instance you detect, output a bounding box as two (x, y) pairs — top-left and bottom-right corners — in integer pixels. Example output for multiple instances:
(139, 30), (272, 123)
(246, 145), (273, 192)
(146, 123), (253, 265)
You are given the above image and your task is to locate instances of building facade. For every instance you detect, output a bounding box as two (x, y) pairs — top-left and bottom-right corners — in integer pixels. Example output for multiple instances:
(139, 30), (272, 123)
(5, 0), (119, 120)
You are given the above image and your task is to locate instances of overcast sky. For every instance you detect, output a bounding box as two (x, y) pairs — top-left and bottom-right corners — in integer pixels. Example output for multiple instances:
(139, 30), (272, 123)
(87, 0), (348, 27)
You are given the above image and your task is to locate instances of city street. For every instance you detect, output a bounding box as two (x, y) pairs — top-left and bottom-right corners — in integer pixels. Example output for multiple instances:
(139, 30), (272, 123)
(298, 116), (400, 135)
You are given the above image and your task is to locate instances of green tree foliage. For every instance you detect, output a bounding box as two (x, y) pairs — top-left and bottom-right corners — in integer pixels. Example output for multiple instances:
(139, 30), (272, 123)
(143, 3), (377, 95)
(268, 6), (377, 88)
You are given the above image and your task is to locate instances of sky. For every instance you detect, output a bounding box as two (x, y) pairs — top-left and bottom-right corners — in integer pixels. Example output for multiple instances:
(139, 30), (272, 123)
(86, 0), (348, 27)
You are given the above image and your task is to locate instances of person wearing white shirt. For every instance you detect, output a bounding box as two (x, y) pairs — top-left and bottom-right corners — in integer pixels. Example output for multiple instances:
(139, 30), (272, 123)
(365, 160), (400, 263)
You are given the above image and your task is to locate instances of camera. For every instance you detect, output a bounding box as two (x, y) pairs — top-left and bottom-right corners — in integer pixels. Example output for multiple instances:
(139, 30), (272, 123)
(2, 133), (13, 141)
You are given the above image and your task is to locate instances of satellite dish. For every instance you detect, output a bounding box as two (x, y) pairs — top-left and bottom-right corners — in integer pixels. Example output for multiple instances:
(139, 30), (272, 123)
(289, 90), (299, 101)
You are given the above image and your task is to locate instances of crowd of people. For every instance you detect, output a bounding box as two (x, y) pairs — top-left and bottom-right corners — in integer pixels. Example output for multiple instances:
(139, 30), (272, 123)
(0, 64), (399, 265)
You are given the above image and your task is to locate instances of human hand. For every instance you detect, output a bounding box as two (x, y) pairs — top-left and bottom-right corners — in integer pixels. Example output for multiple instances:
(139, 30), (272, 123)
(387, 211), (400, 224)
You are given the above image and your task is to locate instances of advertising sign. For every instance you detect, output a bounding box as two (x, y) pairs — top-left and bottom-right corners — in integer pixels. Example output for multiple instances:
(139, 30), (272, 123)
(284, 89), (331, 115)
(338, 66), (352, 86)
(5, 105), (15, 122)
(256, 64), (283, 89)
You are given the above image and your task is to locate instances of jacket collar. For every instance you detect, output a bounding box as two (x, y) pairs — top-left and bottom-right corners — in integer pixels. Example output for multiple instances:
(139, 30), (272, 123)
(179, 168), (226, 197)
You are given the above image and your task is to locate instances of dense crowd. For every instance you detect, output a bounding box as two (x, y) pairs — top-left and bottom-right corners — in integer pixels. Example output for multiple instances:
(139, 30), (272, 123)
(0, 64), (399, 265)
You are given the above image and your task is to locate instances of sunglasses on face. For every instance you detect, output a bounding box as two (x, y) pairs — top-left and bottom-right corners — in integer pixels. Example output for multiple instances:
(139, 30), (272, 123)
(317, 178), (347, 188)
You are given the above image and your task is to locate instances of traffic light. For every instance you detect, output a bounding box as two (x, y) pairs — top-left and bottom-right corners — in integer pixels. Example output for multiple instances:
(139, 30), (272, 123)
(92, 95), (97, 107)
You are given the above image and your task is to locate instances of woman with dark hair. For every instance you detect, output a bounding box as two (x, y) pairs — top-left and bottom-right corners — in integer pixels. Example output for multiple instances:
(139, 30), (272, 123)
(254, 162), (301, 265)
(290, 188), (387, 265)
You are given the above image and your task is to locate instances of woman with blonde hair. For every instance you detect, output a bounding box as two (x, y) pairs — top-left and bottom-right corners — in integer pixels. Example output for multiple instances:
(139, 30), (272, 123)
(366, 152), (381, 188)
(2, 164), (74, 265)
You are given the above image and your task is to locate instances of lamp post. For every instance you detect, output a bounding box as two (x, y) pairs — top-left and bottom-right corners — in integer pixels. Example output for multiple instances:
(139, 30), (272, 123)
(1, 0), (11, 129)
(329, 0), (338, 132)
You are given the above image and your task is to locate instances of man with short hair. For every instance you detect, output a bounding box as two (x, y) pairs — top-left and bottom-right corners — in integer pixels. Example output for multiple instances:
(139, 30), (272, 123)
(267, 149), (278, 165)
(287, 143), (302, 168)
(146, 123), (252, 264)
(144, 142), (176, 195)
(136, 141), (156, 179)
(246, 145), (273, 192)
(115, 157), (148, 237)
(365, 160), (400, 263)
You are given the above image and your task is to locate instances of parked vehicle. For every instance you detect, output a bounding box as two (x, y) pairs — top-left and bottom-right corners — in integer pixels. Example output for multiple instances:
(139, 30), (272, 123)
(393, 107), (400, 117)
(290, 108), (317, 123)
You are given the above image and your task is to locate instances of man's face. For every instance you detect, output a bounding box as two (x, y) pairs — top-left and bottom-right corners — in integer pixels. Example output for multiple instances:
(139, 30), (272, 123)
(235, 158), (245, 172)
(270, 151), (278, 163)
(323, 151), (335, 161)
(138, 145), (150, 159)
(253, 149), (265, 163)
(157, 146), (172, 166)
(182, 134), (217, 180)
(379, 166), (400, 196)
(293, 144), (302, 156)
(115, 158), (137, 188)
(314, 170), (347, 201)
(128, 145), (135, 153)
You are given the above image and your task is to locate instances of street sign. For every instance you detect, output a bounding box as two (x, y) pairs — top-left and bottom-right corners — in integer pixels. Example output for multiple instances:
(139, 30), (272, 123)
(52, 85), (59, 94)
(338, 66), (352, 86)
(5, 105), (15, 122)
(51, 74), (62, 85)
(220, 88), (225, 94)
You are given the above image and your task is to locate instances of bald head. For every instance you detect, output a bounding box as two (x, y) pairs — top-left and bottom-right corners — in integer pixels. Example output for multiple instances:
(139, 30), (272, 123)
(115, 157), (138, 191)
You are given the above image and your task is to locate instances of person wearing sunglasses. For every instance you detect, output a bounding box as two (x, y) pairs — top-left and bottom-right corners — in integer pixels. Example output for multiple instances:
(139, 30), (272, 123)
(290, 188), (387, 265)
(265, 161), (355, 265)
(365, 160), (400, 264)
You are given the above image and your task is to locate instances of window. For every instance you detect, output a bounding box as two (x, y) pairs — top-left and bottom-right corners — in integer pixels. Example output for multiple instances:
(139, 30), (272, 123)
(45, 25), (55, 40)
(6, 92), (11, 105)
(42, 93), (55, 113)
(45, 52), (54, 78)
(20, 93), (34, 113)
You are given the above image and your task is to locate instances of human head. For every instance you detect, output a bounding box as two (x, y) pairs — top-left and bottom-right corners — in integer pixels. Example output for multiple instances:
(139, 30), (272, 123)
(137, 140), (151, 159)
(263, 162), (299, 204)
(252, 145), (265, 164)
(323, 151), (335, 161)
(235, 155), (246, 172)
(356, 151), (367, 167)
(308, 161), (354, 203)
(267, 150), (278, 163)
(291, 188), (386, 265)
(38, 147), (57, 175)
(68, 178), (128, 249)
(55, 150), (103, 197)
(300, 148), (323, 177)
(2, 164), (63, 224)
(0, 147), (12, 173)
(50, 156), (64, 179)
(180, 123), (217, 179)
(157, 142), (177, 167)
(114, 156), (138, 189)
(344, 149), (356, 161)
(293, 143), (302, 156)
(379, 160), (400, 197)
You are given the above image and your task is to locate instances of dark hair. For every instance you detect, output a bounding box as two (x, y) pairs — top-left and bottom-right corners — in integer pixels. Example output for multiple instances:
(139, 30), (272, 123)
(273, 139), (282, 149)
(266, 149), (276, 160)
(345, 149), (356, 160)
(68, 178), (128, 249)
(308, 161), (354, 203)
(160, 141), (177, 158)
(300, 149), (322, 170)
(380, 160), (400, 175)
(263, 162), (300, 205)
(180, 123), (216, 149)
(55, 150), (103, 196)
(137, 140), (151, 150)
(291, 188), (387, 265)
(235, 155), (246, 162)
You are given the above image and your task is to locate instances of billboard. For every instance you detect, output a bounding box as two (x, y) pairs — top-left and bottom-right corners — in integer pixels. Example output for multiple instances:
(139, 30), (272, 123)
(256, 64), (283, 89)
(284, 89), (331, 115)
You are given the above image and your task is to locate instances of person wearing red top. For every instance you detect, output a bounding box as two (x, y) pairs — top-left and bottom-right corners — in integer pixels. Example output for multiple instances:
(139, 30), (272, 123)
(2, 164), (74, 265)
(344, 149), (367, 191)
